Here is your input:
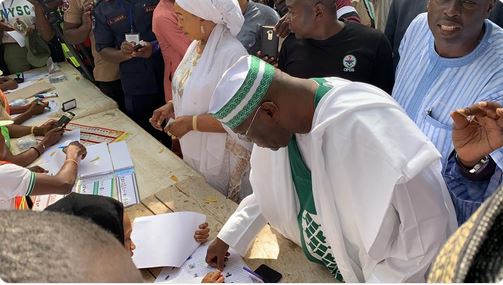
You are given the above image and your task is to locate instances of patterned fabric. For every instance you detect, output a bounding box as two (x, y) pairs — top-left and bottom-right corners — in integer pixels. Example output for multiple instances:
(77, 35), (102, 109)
(288, 78), (344, 281)
(212, 56), (275, 129)
(301, 210), (344, 281)
(428, 185), (503, 283)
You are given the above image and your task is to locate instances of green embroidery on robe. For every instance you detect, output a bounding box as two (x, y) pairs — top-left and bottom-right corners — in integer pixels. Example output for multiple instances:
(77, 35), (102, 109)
(288, 78), (344, 282)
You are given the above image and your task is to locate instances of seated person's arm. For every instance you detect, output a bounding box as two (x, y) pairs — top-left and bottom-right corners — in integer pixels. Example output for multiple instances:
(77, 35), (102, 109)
(7, 119), (57, 138)
(10, 101), (49, 125)
(0, 125), (63, 167)
(32, 141), (87, 195)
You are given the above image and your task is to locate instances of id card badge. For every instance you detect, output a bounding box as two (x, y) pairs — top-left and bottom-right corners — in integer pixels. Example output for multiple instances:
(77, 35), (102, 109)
(125, 33), (140, 44)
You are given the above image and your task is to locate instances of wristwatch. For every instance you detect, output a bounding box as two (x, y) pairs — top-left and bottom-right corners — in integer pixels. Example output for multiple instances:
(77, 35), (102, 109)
(455, 153), (496, 181)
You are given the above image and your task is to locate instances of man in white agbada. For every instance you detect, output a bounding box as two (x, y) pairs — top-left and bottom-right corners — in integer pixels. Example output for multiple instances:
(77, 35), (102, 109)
(205, 55), (458, 282)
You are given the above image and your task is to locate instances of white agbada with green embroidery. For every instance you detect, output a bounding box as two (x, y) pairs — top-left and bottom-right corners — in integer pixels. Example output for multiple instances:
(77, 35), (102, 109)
(216, 77), (458, 282)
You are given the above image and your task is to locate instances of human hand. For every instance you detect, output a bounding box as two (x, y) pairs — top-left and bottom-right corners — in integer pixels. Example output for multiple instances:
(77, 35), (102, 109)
(41, 127), (64, 147)
(27, 100), (49, 116)
(132, 41), (153, 58)
(201, 270), (225, 283)
(256, 50), (278, 67)
(121, 41), (135, 58)
(275, 13), (290, 38)
(452, 101), (503, 167)
(205, 238), (230, 271)
(0, 21), (14, 31)
(149, 102), (174, 131)
(38, 119), (58, 135)
(63, 141), (87, 160)
(0, 77), (18, 91)
(194, 222), (210, 243)
(164, 116), (192, 139)
(82, 1), (93, 30)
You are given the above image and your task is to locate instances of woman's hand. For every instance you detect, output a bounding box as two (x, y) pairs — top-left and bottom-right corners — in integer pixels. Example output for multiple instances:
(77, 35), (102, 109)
(164, 116), (193, 139)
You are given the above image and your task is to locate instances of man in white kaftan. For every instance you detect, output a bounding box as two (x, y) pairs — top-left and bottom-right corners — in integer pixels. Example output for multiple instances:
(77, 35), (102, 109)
(205, 55), (458, 282)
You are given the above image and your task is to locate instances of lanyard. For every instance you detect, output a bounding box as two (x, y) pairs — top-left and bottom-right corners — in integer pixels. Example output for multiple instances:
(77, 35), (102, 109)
(117, 0), (134, 33)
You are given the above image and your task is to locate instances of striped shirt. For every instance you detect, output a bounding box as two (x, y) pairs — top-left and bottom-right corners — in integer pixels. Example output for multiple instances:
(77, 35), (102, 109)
(0, 164), (36, 210)
(393, 13), (503, 224)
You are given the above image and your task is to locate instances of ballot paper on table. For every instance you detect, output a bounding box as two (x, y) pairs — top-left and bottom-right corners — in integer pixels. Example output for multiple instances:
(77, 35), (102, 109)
(154, 244), (255, 283)
(38, 129), (81, 174)
(131, 212), (207, 269)
(46, 140), (114, 178)
(10, 100), (59, 125)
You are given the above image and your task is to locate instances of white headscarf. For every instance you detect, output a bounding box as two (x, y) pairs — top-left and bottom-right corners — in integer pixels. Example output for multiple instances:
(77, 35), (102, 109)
(175, 0), (244, 36)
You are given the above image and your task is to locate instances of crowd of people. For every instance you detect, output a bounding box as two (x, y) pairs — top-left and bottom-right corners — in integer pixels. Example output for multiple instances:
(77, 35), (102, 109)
(1, 0), (503, 282)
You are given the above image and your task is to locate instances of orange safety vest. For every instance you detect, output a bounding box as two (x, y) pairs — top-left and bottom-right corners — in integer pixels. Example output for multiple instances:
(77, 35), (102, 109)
(0, 90), (11, 115)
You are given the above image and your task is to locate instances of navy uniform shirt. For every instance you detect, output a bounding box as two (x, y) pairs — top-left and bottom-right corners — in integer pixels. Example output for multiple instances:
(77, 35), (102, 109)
(93, 0), (164, 96)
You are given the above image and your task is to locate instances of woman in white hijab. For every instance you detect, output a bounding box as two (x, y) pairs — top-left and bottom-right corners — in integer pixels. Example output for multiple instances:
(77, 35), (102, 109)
(149, 0), (252, 202)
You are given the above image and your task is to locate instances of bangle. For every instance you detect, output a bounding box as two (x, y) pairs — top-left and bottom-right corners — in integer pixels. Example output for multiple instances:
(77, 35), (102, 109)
(31, 126), (35, 135)
(65, 159), (79, 166)
(30, 146), (41, 157)
(192, 115), (198, 131)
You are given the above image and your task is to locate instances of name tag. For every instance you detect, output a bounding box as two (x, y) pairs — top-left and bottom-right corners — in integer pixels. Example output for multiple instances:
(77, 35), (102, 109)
(107, 14), (126, 26)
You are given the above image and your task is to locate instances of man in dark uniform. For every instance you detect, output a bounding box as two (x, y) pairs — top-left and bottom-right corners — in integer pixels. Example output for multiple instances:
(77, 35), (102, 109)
(93, 0), (166, 143)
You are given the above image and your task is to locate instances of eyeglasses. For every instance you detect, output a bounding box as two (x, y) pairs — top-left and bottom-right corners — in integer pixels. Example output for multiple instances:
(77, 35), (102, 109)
(237, 107), (261, 143)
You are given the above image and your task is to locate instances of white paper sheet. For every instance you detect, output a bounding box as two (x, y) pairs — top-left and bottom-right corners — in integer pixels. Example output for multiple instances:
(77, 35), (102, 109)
(6, 31), (25, 47)
(155, 245), (255, 283)
(38, 129), (81, 174)
(77, 143), (114, 178)
(131, 212), (207, 269)
(109, 141), (134, 170)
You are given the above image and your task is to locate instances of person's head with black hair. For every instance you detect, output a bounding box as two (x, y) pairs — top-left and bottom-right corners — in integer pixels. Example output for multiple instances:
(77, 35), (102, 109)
(45, 193), (136, 255)
(0, 210), (143, 282)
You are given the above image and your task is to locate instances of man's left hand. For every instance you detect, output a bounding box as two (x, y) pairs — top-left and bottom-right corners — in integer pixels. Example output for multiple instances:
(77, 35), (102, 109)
(164, 116), (192, 139)
(452, 101), (503, 167)
(132, 42), (153, 58)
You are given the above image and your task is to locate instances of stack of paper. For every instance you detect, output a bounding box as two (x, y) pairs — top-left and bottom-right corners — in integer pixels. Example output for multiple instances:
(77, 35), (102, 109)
(131, 212), (207, 269)
(34, 138), (140, 209)
(78, 143), (115, 178)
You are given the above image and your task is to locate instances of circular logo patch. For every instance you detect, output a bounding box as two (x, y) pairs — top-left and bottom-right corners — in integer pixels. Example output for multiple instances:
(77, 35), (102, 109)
(343, 54), (357, 72)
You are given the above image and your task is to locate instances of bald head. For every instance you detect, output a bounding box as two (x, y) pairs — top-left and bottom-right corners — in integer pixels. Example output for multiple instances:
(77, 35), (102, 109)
(0, 210), (143, 283)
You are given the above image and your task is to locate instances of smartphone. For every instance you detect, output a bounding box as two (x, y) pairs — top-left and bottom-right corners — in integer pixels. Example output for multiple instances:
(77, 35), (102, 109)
(260, 26), (279, 58)
(254, 264), (282, 283)
(133, 44), (143, 51)
(55, 112), (75, 129)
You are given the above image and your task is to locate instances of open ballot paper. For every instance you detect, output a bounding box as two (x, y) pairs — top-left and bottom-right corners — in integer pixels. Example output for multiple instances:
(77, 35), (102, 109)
(131, 212), (207, 269)
(154, 245), (255, 284)
(35, 139), (140, 209)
